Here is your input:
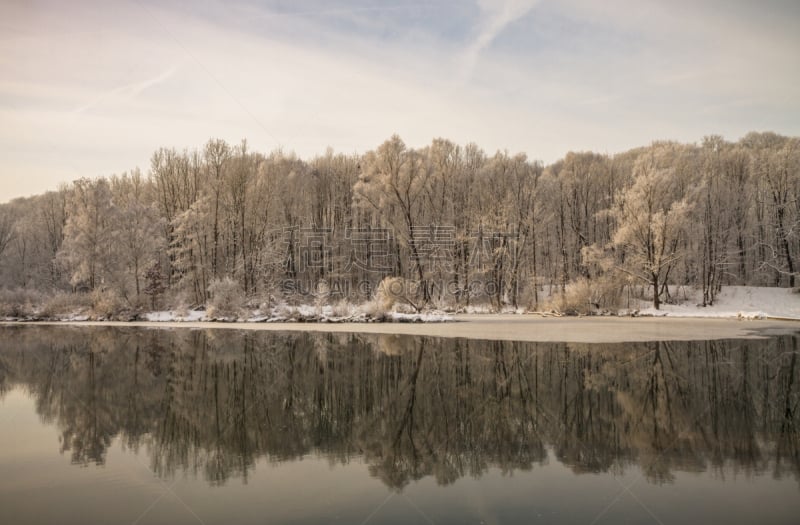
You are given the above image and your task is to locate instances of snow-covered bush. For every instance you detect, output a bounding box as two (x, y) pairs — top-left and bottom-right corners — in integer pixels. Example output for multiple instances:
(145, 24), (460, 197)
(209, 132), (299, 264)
(375, 276), (424, 312)
(314, 280), (330, 315)
(164, 288), (193, 317)
(40, 291), (91, 318)
(90, 288), (125, 319)
(272, 302), (292, 319)
(206, 277), (245, 319)
(542, 275), (625, 315)
(542, 280), (593, 315)
(247, 292), (275, 316)
(0, 288), (41, 318)
(359, 297), (388, 319)
(330, 300), (355, 318)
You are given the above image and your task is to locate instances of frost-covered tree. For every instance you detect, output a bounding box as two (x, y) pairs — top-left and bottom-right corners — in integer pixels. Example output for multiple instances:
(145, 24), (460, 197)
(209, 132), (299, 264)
(170, 195), (213, 304)
(744, 133), (799, 287)
(692, 136), (736, 305)
(608, 145), (694, 309)
(0, 208), (15, 263)
(150, 147), (202, 284)
(110, 170), (164, 302)
(2, 131), (800, 314)
(58, 178), (119, 291)
(355, 135), (432, 302)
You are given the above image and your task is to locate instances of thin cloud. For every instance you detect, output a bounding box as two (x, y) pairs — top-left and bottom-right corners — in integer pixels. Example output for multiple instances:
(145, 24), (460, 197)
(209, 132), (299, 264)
(461, 0), (538, 80)
(1, 0), (798, 202)
(261, 3), (433, 19)
(72, 66), (177, 115)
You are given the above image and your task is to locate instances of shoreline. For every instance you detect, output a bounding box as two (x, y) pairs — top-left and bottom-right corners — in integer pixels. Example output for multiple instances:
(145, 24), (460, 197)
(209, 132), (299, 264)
(3, 315), (799, 343)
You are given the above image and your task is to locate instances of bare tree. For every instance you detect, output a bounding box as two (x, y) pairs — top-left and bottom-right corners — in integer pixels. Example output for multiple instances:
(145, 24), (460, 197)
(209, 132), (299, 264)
(203, 138), (232, 279)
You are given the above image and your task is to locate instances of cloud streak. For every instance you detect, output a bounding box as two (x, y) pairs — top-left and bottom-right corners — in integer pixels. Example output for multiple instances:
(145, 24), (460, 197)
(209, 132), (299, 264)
(461, 0), (539, 79)
(0, 0), (798, 202)
(72, 66), (177, 115)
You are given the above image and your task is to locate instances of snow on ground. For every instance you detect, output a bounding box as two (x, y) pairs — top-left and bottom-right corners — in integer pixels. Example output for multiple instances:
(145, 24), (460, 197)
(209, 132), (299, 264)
(387, 311), (453, 323)
(144, 310), (206, 322)
(60, 314), (90, 322)
(140, 286), (799, 323)
(460, 304), (526, 315)
(142, 306), (453, 323)
(6, 286), (796, 323)
(637, 286), (800, 320)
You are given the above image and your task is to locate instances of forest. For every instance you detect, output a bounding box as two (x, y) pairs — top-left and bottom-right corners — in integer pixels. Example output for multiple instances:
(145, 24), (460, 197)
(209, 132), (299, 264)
(0, 131), (798, 317)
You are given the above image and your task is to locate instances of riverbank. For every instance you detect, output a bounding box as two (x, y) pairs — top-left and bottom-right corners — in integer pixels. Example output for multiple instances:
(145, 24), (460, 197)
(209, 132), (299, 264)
(4, 315), (798, 343)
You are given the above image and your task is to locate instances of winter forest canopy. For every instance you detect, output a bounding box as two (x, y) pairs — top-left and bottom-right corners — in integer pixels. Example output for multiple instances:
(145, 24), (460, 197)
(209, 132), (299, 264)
(0, 131), (798, 316)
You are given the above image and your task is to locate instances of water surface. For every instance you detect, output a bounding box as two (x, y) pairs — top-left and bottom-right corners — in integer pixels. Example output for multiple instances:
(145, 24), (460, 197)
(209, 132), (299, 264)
(0, 326), (798, 524)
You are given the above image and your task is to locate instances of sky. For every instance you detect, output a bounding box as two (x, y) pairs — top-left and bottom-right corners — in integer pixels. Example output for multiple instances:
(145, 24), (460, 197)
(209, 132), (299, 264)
(1, 0), (799, 202)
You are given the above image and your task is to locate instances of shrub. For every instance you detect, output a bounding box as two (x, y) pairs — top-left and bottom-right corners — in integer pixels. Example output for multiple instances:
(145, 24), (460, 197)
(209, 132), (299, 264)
(0, 288), (43, 318)
(40, 291), (92, 319)
(164, 288), (193, 317)
(0, 300), (33, 318)
(375, 277), (423, 312)
(542, 276), (623, 315)
(542, 279), (593, 315)
(90, 288), (125, 319)
(206, 278), (245, 319)
(355, 298), (383, 320)
(330, 300), (355, 318)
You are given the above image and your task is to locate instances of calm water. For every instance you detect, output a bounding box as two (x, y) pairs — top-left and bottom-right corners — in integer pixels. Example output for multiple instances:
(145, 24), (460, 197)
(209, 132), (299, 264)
(0, 326), (798, 525)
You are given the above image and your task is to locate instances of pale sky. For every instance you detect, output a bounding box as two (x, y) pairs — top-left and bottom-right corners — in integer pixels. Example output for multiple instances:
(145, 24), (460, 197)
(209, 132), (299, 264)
(1, 0), (799, 202)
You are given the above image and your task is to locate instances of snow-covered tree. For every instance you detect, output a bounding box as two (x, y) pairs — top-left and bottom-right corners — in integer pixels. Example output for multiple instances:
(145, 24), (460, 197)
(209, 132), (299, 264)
(0, 207), (15, 264)
(58, 178), (119, 291)
(745, 133), (799, 287)
(2, 131), (800, 315)
(110, 170), (164, 303)
(355, 135), (432, 302)
(608, 145), (694, 309)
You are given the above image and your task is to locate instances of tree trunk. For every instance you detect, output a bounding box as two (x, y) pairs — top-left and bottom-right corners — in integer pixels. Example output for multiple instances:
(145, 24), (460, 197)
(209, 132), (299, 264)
(777, 207), (796, 287)
(652, 273), (660, 310)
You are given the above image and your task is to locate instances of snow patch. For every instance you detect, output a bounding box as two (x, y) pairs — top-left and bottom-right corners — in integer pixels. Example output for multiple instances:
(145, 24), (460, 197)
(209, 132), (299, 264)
(388, 311), (453, 323)
(635, 286), (800, 320)
(144, 310), (207, 322)
(142, 304), (453, 323)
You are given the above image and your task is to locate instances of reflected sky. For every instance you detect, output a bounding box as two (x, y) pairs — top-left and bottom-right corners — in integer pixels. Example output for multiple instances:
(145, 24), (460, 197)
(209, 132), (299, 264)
(0, 326), (798, 524)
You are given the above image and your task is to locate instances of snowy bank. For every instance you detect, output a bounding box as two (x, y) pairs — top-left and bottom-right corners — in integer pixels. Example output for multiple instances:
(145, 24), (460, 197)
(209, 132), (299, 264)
(636, 286), (800, 320)
(142, 304), (453, 324)
(2, 286), (797, 324)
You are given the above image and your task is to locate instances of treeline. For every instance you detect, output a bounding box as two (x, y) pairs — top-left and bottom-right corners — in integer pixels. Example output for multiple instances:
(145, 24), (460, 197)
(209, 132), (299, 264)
(0, 132), (798, 314)
(1, 327), (797, 488)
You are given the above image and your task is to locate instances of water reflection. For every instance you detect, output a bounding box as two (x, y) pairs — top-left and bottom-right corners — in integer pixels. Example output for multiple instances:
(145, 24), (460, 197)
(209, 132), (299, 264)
(0, 326), (798, 490)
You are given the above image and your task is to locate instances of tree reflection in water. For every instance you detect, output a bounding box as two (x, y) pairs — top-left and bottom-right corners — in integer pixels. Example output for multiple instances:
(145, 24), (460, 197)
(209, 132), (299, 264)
(0, 326), (797, 489)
